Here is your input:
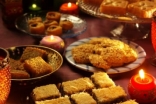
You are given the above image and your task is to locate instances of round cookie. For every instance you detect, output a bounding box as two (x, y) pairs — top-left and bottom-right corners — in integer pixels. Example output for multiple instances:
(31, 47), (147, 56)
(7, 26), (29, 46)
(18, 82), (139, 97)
(46, 25), (62, 36)
(46, 12), (61, 22)
(59, 20), (73, 31)
(28, 17), (42, 24)
(43, 20), (58, 29)
(29, 22), (45, 34)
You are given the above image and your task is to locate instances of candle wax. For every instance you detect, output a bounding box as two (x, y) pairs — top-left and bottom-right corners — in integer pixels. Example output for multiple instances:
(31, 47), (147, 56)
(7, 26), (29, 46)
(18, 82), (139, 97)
(60, 3), (78, 15)
(130, 73), (156, 90)
(40, 36), (65, 53)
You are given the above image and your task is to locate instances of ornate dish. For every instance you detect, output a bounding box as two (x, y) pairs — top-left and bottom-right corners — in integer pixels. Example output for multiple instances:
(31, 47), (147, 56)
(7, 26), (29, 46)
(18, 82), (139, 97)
(65, 37), (146, 75)
(78, 0), (152, 23)
(7, 45), (63, 85)
(15, 11), (87, 38)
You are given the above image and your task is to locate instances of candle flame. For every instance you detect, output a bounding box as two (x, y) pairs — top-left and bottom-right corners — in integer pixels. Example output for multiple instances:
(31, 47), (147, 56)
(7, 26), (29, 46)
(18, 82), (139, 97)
(68, 2), (72, 7)
(139, 69), (144, 80)
(32, 4), (37, 8)
(50, 35), (54, 40)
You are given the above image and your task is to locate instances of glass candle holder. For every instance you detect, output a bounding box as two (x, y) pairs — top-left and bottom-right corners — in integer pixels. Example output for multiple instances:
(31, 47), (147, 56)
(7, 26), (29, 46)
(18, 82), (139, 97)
(0, 47), (11, 104)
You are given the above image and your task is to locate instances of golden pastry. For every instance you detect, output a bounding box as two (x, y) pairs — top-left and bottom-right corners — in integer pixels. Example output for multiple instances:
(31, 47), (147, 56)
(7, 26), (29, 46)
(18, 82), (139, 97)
(59, 20), (73, 31)
(43, 20), (58, 29)
(28, 17), (42, 24)
(29, 22), (45, 34)
(46, 12), (61, 22)
(46, 25), (62, 36)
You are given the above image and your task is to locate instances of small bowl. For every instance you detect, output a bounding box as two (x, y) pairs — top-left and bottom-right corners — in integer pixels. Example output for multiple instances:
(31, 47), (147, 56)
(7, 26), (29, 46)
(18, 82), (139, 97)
(7, 45), (63, 85)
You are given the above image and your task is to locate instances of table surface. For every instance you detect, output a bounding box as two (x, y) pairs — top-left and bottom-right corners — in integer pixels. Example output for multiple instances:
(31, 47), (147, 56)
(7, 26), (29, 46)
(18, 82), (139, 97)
(1, 9), (156, 104)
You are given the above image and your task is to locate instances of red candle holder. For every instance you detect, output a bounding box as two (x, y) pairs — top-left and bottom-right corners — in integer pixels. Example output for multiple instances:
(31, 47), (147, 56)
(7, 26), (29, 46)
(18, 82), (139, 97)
(60, 2), (78, 15)
(128, 73), (156, 103)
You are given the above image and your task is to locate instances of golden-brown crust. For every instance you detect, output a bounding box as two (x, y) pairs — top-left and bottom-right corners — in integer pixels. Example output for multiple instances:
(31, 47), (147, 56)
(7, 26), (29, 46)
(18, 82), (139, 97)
(46, 25), (63, 36)
(20, 47), (48, 62)
(29, 22), (45, 34)
(35, 96), (71, 104)
(62, 77), (95, 95)
(91, 72), (115, 88)
(43, 20), (58, 29)
(71, 38), (137, 70)
(71, 92), (97, 104)
(31, 84), (61, 101)
(99, 0), (129, 16)
(127, 1), (156, 18)
(28, 17), (42, 24)
(11, 70), (30, 79)
(46, 12), (61, 22)
(24, 56), (53, 77)
(92, 86), (127, 104)
(59, 20), (73, 31)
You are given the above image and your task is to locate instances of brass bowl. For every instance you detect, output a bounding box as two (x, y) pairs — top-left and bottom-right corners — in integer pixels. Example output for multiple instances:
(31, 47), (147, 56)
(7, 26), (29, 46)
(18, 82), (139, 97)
(7, 45), (63, 85)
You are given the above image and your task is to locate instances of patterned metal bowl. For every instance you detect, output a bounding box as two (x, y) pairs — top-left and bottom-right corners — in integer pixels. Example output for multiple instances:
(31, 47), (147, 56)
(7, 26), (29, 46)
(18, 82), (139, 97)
(7, 45), (63, 85)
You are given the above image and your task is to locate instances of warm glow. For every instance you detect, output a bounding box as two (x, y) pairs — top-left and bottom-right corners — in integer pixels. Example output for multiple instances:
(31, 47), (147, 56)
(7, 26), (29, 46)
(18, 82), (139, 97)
(139, 69), (145, 80)
(50, 35), (55, 40)
(32, 4), (37, 8)
(76, 2), (78, 5)
(68, 2), (72, 7)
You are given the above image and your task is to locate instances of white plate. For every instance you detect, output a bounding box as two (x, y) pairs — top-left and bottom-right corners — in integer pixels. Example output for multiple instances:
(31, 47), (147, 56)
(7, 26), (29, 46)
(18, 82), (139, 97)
(65, 37), (146, 75)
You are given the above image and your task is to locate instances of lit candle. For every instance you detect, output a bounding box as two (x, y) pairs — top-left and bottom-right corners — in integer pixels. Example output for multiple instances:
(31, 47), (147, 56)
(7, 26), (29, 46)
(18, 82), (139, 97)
(40, 35), (65, 53)
(29, 3), (41, 11)
(128, 69), (156, 103)
(60, 2), (78, 15)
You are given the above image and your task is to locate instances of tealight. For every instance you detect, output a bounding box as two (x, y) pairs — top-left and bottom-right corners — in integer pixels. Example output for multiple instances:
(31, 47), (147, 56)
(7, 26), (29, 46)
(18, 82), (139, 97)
(128, 69), (156, 103)
(40, 35), (65, 53)
(60, 2), (78, 15)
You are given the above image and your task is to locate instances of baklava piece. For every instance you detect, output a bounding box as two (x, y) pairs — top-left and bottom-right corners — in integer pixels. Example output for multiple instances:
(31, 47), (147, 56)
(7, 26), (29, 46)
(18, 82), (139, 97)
(92, 86), (127, 104)
(117, 100), (138, 104)
(24, 56), (53, 77)
(20, 47), (48, 62)
(35, 96), (71, 104)
(62, 77), (95, 95)
(31, 84), (61, 101)
(91, 72), (115, 88)
(71, 92), (97, 104)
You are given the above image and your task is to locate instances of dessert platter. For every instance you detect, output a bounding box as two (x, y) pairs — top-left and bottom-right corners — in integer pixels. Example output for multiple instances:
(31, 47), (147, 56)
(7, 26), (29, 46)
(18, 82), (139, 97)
(7, 45), (63, 85)
(65, 37), (146, 75)
(15, 11), (87, 38)
(78, 0), (155, 23)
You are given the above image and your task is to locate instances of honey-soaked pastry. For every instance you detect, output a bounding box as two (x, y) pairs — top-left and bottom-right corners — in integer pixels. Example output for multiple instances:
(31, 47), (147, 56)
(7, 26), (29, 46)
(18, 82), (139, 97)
(89, 54), (111, 70)
(59, 20), (73, 31)
(29, 22), (45, 34)
(31, 84), (61, 101)
(127, 1), (156, 18)
(20, 47), (48, 62)
(71, 92), (97, 104)
(92, 86), (127, 104)
(46, 12), (61, 22)
(91, 72), (116, 88)
(24, 56), (53, 77)
(46, 25), (62, 36)
(28, 17), (42, 24)
(35, 96), (71, 104)
(117, 100), (139, 104)
(11, 70), (30, 79)
(61, 77), (95, 95)
(72, 44), (96, 64)
(43, 20), (58, 29)
(100, 0), (129, 15)
(71, 37), (137, 70)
